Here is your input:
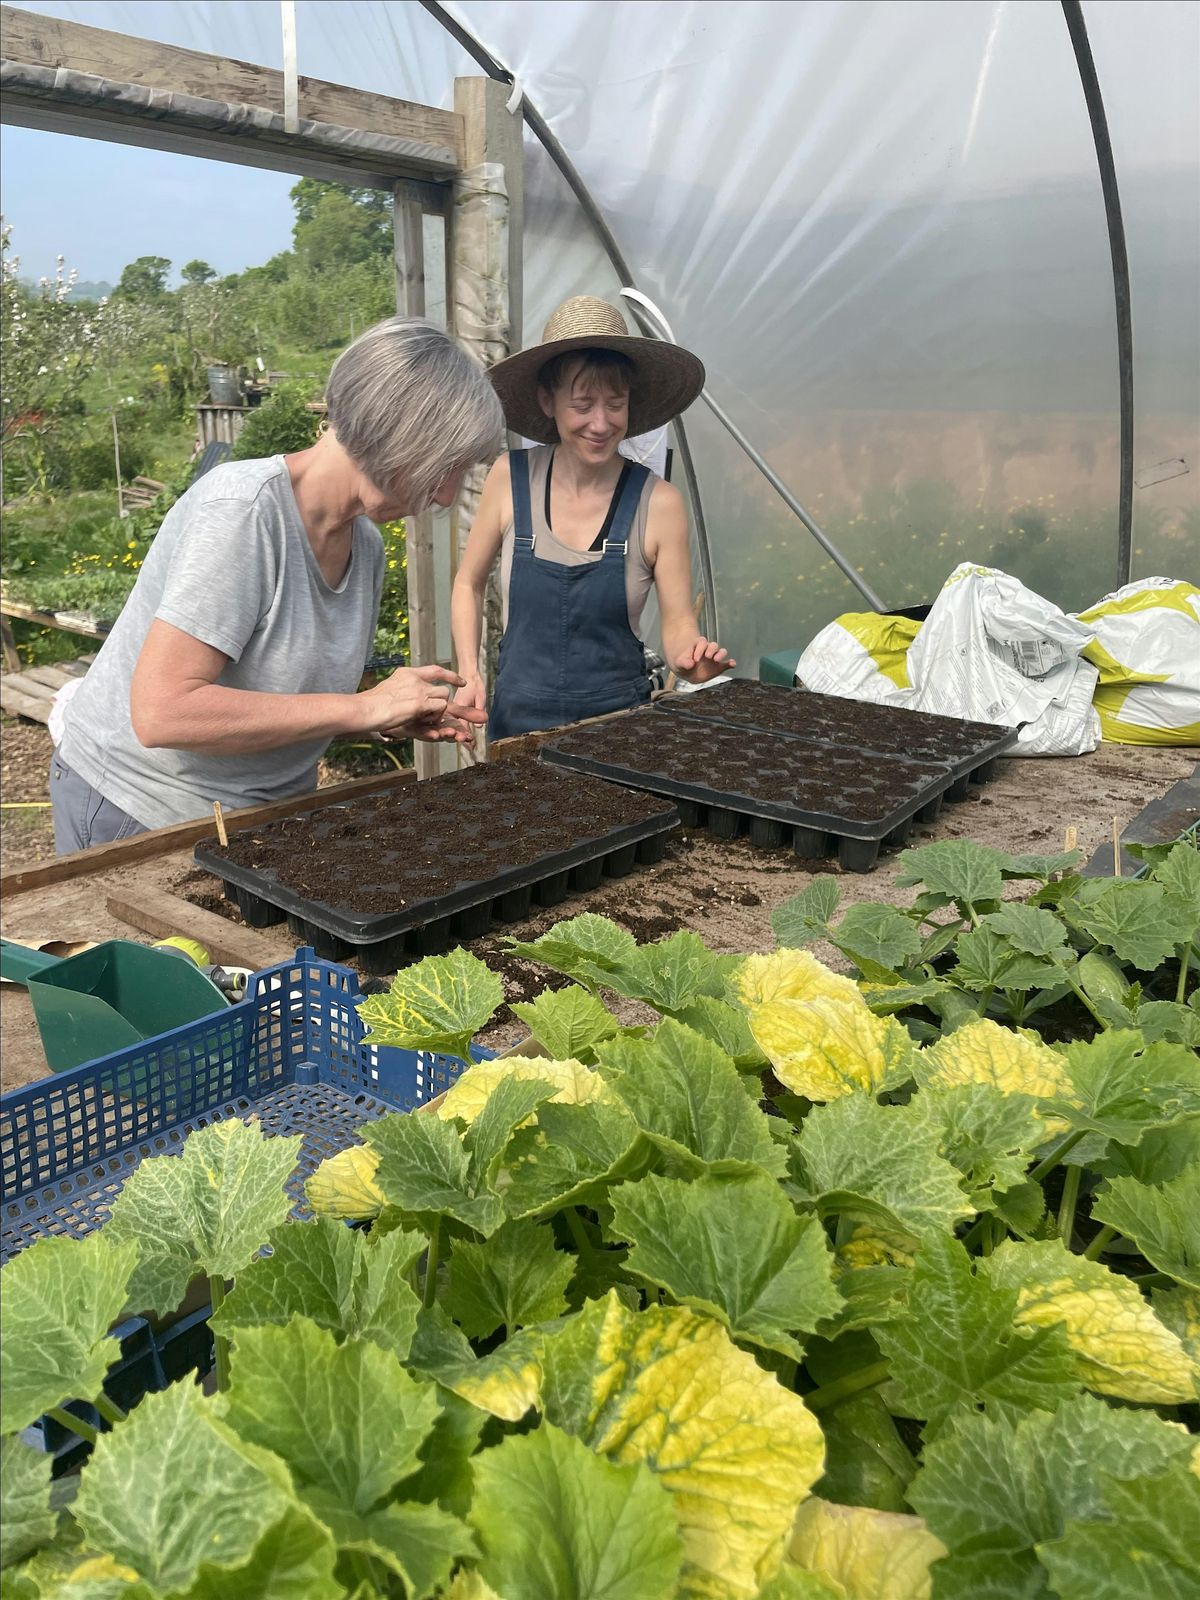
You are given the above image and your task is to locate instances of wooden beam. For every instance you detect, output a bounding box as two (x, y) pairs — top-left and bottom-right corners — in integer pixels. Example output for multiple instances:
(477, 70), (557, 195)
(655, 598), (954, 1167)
(0, 595), (109, 640)
(394, 180), (440, 783)
(0, 683), (51, 723)
(454, 77), (524, 351)
(104, 886), (289, 972)
(0, 5), (463, 160)
(0, 615), (21, 672)
(0, 768), (417, 900)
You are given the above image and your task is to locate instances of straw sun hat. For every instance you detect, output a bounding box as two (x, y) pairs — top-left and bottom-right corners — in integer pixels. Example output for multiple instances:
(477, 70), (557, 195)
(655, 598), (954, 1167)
(488, 295), (705, 445)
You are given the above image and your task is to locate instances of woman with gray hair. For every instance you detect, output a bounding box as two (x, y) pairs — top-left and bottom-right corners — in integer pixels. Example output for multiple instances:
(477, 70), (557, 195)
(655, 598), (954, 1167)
(50, 317), (502, 853)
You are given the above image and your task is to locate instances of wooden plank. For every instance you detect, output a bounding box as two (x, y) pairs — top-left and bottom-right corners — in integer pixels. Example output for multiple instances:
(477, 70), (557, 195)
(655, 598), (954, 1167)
(0, 614), (21, 672)
(0, 596), (108, 639)
(0, 767), (417, 899)
(394, 179), (440, 784)
(0, 5), (463, 160)
(454, 76), (524, 351)
(23, 665), (74, 691)
(104, 885), (289, 972)
(0, 683), (51, 723)
(1, 673), (56, 701)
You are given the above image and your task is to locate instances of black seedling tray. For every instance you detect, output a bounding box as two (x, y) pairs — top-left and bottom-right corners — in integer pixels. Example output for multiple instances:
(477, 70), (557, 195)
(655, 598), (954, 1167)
(541, 705), (1012, 873)
(658, 681), (1015, 786)
(195, 760), (679, 973)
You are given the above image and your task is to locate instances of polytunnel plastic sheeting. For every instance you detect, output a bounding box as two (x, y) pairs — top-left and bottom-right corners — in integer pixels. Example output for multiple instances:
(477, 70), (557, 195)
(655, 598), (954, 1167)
(15, 0), (1200, 672)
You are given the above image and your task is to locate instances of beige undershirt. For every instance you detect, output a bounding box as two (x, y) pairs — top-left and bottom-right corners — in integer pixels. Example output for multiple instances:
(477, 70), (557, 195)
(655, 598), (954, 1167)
(498, 447), (657, 633)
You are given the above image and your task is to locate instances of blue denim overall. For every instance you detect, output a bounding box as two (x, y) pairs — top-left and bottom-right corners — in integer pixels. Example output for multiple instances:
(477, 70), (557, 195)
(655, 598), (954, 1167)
(488, 450), (653, 740)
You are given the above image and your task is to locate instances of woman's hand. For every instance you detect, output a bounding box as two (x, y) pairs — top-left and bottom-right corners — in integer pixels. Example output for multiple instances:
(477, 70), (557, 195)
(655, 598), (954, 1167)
(360, 665), (486, 744)
(673, 637), (736, 684)
(452, 671), (488, 718)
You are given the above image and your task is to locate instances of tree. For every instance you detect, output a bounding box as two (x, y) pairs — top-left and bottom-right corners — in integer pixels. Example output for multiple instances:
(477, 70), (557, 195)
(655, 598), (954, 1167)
(114, 255), (171, 300)
(181, 259), (217, 286)
(289, 180), (392, 273)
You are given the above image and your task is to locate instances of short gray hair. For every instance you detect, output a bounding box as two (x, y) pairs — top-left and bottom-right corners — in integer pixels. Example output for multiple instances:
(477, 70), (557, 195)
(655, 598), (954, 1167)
(325, 317), (504, 499)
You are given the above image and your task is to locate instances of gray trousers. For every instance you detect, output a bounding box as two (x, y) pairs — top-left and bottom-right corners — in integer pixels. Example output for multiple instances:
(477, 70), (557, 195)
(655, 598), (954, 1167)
(49, 756), (149, 854)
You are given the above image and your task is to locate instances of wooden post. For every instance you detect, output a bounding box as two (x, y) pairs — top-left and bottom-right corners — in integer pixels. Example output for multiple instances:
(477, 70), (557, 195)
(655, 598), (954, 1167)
(451, 77), (524, 763)
(393, 179), (440, 782)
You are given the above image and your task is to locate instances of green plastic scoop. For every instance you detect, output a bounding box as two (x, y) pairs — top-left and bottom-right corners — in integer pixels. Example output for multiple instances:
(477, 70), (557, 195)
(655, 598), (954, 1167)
(0, 938), (229, 1074)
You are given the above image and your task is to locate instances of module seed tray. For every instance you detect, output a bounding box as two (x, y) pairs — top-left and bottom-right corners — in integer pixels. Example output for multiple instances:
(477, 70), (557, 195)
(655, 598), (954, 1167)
(541, 707), (1002, 872)
(195, 759), (679, 974)
(659, 680), (1016, 787)
(1, 947), (481, 1266)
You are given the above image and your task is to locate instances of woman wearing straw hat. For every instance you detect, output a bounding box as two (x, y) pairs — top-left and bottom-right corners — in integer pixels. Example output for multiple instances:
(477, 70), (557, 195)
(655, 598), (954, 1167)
(451, 296), (734, 741)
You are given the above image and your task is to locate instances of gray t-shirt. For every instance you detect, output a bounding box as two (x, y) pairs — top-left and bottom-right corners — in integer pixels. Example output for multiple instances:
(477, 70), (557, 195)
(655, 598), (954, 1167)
(59, 456), (383, 829)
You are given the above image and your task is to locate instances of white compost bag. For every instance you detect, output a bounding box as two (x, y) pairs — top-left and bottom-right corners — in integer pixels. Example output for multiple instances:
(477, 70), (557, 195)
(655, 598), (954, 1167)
(1075, 578), (1200, 745)
(796, 612), (921, 708)
(47, 675), (83, 747)
(904, 564), (1100, 755)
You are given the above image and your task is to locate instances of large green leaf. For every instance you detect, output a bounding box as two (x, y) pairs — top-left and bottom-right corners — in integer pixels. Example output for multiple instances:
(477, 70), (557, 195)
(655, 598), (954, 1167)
(469, 1424), (682, 1600)
(875, 1234), (1079, 1435)
(540, 1292), (824, 1600)
(502, 1099), (647, 1221)
(984, 1239), (1197, 1404)
(211, 1213), (424, 1358)
(1098, 1117), (1200, 1186)
(306, 1498), (473, 1599)
(407, 1305), (543, 1423)
(1002, 850), (1083, 882)
(601, 931), (730, 1013)
(1151, 839), (1200, 921)
(1091, 1166), (1200, 1290)
(0, 1232), (138, 1432)
(1037, 1462), (1200, 1600)
(462, 1071), (566, 1191)
(506, 914), (638, 988)
(510, 986), (619, 1062)
(395, 1387), (487, 1520)
(910, 1393), (1193, 1598)
(982, 903), (1070, 959)
(795, 1095), (973, 1243)
(599, 1019), (786, 1177)
(1135, 999), (1200, 1045)
(1067, 879), (1194, 970)
(183, 1505), (342, 1600)
(951, 927), (1060, 993)
(771, 878), (842, 948)
(895, 841), (1006, 906)
(358, 947), (502, 1059)
(1045, 1031), (1200, 1146)
(443, 1219), (574, 1339)
(73, 1382), (289, 1593)
(0, 1439), (55, 1571)
(608, 1170), (841, 1359)
(225, 1315), (439, 1514)
(669, 995), (768, 1069)
(830, 903), (922, 973)
(812, 1393), (916, 1514)
(915, 1083), (1045, 1211)
(365, 1109), (504, 1236)
(103, 1118), (300, 1317)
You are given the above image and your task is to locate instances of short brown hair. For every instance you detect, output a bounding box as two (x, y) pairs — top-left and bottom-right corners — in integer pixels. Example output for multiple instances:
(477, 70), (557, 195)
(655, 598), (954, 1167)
(537, 348), (636, 396)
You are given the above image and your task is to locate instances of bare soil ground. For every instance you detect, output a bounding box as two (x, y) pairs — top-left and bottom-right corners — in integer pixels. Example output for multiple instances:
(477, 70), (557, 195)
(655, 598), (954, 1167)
(1, 740), (1193, 1091)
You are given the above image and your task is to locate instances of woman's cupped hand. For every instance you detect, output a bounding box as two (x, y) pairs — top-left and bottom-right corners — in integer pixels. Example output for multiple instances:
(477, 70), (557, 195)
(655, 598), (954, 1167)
(361, 664), (487, 745)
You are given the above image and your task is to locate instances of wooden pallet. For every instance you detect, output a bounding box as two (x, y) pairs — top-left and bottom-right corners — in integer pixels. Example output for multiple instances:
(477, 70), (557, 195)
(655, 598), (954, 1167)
(0, 657), (94, 725)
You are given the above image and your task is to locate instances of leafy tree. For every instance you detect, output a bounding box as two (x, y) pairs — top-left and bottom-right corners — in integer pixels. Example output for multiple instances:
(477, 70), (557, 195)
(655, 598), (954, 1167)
(114, 255), (171, 300)
(230, 387), (321, 461)
(290, 179), (392, 273)
(180, 259), (217, 286)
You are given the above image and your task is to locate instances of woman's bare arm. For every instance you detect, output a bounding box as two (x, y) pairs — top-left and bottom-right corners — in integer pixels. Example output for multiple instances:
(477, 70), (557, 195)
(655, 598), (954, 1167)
(646, 480), (735, 681)
(450, 454), (512, 708)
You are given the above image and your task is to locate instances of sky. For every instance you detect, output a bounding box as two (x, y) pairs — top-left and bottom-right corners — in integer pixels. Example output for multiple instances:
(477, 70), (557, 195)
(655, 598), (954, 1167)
(1, 127), (298, 287)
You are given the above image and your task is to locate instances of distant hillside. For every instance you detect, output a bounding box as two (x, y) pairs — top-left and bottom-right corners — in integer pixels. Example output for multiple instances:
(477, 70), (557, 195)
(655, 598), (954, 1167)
(17, 277), (113, 302)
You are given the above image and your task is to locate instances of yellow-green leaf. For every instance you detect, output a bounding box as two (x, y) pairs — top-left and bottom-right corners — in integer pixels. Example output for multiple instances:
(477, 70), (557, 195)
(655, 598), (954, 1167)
(788, 1498), (948, 1600)
(735, 949), (863, 1011)
(438, 1057), (609, 1126)
(985, 1240), (1198, 1405)
(541, 1291), (826, 1599)
(919, 1019), (1074, 1130)
(357, 947), (503, 1060)
(749, 999), (915, 1102)
(304, 1143), (386, 1222)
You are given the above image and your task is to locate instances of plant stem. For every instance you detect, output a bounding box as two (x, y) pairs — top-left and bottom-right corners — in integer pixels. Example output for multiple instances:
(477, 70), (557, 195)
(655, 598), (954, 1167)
(208, 1275), (231, 1393)
(1030, 1128), (1085, 1183)
(804, 1360), (891, 1413)
(422, 1217), (441, 1309)
(564, 1206), (600, 1266)
(1057, 1164), (1081, 1247)
(93, 1393), (127, 1427)
(1060, 968), (1110, 1031)
(1082, 1224), (1117, 1261)
(960, 1215), (991, 1254)
(1177, 942), (1192, 1004)
(47, 1406), (98, 1445)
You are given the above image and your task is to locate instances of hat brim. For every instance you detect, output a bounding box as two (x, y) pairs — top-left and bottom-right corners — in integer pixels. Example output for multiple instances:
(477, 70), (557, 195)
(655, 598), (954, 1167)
(488, 333), (705, 445)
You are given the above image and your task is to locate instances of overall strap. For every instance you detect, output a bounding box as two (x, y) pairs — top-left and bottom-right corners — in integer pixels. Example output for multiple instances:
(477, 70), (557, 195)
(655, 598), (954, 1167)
(602, 462), (651, 558)
(509, 449), (535, 550)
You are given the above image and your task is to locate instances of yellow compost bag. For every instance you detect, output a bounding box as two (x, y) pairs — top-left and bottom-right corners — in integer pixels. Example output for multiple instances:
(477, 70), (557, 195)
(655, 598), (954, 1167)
(796, 611), (921, 703)
(1076, 577), (1200, 746)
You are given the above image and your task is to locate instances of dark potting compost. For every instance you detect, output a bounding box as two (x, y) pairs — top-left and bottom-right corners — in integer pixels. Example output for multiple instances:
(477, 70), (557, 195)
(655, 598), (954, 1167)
(194, 760), (678, 972)
(540, 695), (1016, 872)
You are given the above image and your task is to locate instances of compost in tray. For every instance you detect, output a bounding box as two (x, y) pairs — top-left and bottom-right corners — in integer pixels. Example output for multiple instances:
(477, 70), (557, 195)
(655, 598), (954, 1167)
(658, 679), (1011, 773)
(194, 759), (678, 970)
(540, 702), (1013, 872)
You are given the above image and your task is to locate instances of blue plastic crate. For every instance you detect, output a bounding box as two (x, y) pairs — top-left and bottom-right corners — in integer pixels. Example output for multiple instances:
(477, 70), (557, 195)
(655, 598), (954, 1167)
(1, 947), (478, 1262)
